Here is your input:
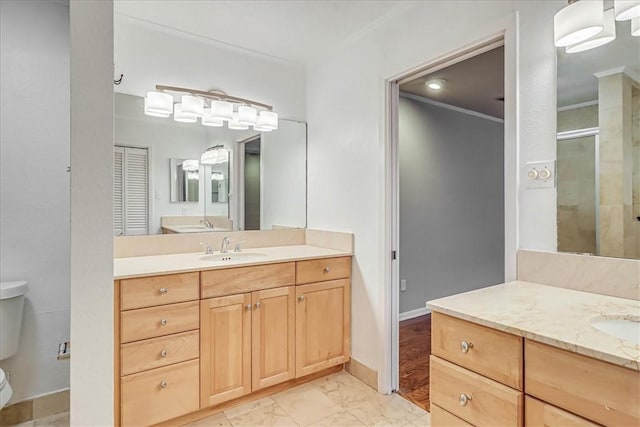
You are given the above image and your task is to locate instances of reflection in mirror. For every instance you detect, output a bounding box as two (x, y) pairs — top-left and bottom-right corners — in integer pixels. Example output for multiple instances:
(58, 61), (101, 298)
(556, 18), (640, 259)
(170, 158), (200, 203)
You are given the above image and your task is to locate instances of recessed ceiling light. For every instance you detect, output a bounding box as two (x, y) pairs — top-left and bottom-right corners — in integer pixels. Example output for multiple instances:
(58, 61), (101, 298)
(426, 79), (446, 90)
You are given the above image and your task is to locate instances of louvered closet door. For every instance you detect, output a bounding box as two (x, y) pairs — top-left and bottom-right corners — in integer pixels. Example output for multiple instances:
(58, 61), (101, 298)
(114, 146), (149, 235)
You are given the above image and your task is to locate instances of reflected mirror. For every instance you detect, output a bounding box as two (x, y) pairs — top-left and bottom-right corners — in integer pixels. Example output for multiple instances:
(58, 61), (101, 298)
(556, 18), (640, 259)
(170, 158), (200, 203)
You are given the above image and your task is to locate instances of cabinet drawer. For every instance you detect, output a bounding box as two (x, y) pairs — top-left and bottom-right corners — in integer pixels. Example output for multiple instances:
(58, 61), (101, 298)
(296, 257), (351, 285)
(430, 356), (523, 427)
(121, 301), (199, 343)
(201, 263), (295, 298)
(432, 312), (523, 390)
(431, 404), (474, 427)
(525, 396), (600, 427)
(525, 340), (639, 426)
(121, 330), (199, 376)
(121, 359), (199, 426)
(121, 272), (199, 310)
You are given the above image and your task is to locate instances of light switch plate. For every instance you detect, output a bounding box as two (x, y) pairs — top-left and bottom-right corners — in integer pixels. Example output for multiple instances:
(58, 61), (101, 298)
(525, 160), (556, 189)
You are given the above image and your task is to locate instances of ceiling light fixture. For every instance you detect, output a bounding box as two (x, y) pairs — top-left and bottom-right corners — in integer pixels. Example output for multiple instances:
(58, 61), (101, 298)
(425, 79), (446, 90)
(201, 145), (229, 165)
(614, 0), (640, 20)
(554, 0), (604, 47)
(566, 8), (617, 52)
(143, 85), (278, 132)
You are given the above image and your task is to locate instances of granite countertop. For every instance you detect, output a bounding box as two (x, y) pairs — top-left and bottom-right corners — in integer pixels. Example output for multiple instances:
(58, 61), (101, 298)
(114, 244), (352, 280)
(427, 281), (640, 371)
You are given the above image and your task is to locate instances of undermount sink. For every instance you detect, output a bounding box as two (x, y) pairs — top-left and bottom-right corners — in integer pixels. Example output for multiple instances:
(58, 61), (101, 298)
(200, 252), (269, 262)
(590, 317), (640, 345)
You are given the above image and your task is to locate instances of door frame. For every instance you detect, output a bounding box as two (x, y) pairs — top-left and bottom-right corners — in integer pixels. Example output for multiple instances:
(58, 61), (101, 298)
(382, 16), (519, 393)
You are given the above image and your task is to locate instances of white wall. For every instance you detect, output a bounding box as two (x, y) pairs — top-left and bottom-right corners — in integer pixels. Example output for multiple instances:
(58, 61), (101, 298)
(0, 0), (70, 403)
(398, 96), (504, 314)
(306, 0), (562, 390)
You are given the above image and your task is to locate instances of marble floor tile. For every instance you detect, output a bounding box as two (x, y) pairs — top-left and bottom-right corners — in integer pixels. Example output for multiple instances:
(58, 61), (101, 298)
(183, 412), (231, 427)
(223, 397), (277, 419)
(272, 384), (343, 426)
(226, 403), (297, 427)
(306, 411), (365, 427)
(346, 392), (428, 427)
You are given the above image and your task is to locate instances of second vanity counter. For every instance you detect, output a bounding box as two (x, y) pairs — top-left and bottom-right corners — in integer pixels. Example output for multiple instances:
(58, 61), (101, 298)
(427, 281), (639, 371)
(114, 244), (351, 279)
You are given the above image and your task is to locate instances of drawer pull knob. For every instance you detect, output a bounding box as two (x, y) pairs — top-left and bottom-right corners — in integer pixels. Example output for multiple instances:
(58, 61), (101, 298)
(245, 304), (252, 311)
(160, 380), (167, 389)
(255, 302), (261, 309)
(159, 287), (168, 294)
(160, 350), (167, 358)
(160, 318), (167, 326)
(298, 295), (305, 302)
(459, 394), (472, 406)
(323, 266), (331, 273)
(461, 340), (473, 353)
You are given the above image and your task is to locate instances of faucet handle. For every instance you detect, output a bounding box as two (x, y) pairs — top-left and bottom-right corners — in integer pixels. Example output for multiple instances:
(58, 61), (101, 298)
(200, 242), (213, 254)
(234, 240), (248, 253)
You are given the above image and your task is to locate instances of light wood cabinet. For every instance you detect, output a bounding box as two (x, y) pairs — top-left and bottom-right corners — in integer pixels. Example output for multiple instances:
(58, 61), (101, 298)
(525, 396), (600, 427)
(295, 279), (350, 377)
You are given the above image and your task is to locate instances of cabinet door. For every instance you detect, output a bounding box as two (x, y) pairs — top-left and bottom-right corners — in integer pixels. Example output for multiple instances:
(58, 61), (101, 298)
(295, 279), (350, 377)
(200, 294), (251, 408)
(252, 286), (295, 390)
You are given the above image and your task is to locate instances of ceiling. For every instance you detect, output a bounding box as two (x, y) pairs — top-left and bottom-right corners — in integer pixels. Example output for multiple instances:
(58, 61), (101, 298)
(557, 19), (640, 108)
(400, 46), (505, 119)
(114, 0), (405, 65)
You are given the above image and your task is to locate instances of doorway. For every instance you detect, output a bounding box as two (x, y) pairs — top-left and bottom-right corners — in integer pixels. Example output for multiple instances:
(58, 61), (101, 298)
(391, 41), (506, 411)
(244, 137), (261, 230)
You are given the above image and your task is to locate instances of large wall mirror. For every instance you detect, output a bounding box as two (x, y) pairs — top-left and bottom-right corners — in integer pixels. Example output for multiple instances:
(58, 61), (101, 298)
(556, 18), (639, 259)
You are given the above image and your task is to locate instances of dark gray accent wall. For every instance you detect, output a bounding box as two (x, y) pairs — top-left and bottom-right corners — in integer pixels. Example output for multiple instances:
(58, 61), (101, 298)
(399, 95), (505, 314)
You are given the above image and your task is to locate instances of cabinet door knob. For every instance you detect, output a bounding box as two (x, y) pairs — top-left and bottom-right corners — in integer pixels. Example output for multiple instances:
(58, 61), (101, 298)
(245, 304), (252, 311)
(160, 350), (167, 358)
(255, 302), (261, 309)
(159, 287), (168, 294)
(160, 318), (167, 326)
(298, 295), (305, 302)
(459, 394), (472, 406)
(160, 380), (168, 389)
(461, 340), (473, 353)
(323, 266), (331, 273)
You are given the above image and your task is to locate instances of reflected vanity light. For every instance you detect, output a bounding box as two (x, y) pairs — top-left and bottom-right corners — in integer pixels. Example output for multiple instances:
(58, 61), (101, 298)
(566, 8), (617, 53)
(186, 171), (199, 180)
(211, 171), (224, 181)
(182, 159), (199, 171)
(614, 0), (640, 20)
(143, 85), (278, 131)
(425, 79), (446, 90)
(554, 0), (604, 47)
(201, 145), (229, 165)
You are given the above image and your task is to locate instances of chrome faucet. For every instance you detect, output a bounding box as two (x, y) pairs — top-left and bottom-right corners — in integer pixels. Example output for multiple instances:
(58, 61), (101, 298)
(200, 242), (214, 254)
(220, 237), (231, 254)
(234, 240), (247, 253)
(200, 219), (213, 229)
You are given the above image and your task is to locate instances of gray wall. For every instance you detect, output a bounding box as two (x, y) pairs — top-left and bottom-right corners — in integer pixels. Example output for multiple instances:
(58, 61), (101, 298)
(399, 96), (504, 314)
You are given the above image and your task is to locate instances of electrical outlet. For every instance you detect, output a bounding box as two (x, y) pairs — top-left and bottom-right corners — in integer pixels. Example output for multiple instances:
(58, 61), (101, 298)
(400, 279), (407, 292)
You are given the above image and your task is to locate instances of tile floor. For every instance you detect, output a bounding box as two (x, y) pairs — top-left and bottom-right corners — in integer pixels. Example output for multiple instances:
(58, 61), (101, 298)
(12, 371), (431, 427)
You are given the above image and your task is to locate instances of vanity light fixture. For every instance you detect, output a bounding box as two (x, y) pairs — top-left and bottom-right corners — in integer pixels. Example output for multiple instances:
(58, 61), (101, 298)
(201, 145), (229, 165)
(566, 8), (617, 53)
(554, 0), (604, 47)
(425, 78), (446, 90)
(633, 17), (640, 35)
(211, 171), (224, 181)
(182, 159), (199, 171)
(614, 0), (640, 20)
(143, 85), (278, 131)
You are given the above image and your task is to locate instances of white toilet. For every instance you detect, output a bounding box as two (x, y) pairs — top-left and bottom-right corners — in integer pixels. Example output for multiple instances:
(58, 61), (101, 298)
(0, 280), (28, 409)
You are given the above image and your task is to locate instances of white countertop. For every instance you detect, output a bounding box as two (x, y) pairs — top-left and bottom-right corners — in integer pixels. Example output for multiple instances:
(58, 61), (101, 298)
(161, 225), (232, 233)
(427, 281), (640, 371)
(114, 244), (352, 280)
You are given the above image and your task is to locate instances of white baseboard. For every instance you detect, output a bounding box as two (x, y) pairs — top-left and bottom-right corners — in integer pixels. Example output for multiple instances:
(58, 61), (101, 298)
(399, 307), (431, 321)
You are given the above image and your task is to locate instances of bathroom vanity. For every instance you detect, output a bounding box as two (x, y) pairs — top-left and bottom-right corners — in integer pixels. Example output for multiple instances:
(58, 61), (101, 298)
(113, 246), (351, 426)
(428, 282), (640, 427)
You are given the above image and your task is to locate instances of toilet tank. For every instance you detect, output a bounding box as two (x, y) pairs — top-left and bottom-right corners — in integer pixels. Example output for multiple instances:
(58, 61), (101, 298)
(0, 281), (28, 360)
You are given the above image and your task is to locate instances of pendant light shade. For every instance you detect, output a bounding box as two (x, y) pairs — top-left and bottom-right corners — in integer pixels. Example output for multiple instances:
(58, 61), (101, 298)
(144, 91), (173, 117)
(554, 0), (604, 47)
(566, 8), (617, 53)
(182, 159), (199, 171)
(633, 17), (640, 35)
(210, 100), (234, 121)
(202, 108), (224, 127)
(238, 106), (258, 125)
(181, 95), (204, 117)
(256, 111), (279, 130)
(173, 103), (197, 123)
(201, 146), (229, 165)
(228, 113), (249, 130)
(614, 0), (640, 20)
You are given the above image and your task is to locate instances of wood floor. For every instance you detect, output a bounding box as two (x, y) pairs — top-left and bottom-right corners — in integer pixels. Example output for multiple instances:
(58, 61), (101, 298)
(398, 314), (431, 412)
